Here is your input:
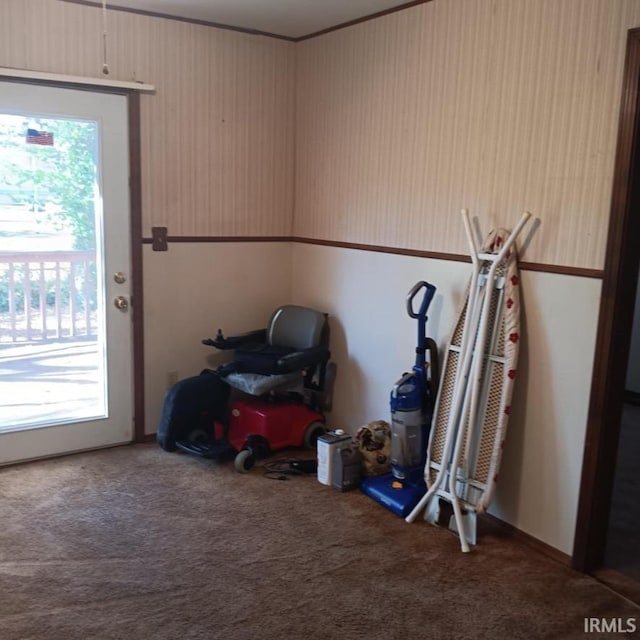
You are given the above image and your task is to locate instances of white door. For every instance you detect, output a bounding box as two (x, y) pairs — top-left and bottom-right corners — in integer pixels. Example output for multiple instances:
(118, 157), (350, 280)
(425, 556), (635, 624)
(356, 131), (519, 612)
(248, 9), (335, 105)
(0, 81), (133, 464)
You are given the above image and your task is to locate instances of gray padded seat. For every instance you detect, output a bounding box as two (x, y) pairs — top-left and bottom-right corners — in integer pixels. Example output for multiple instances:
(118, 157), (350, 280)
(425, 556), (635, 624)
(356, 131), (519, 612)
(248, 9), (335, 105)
(225, 304), (329, 396)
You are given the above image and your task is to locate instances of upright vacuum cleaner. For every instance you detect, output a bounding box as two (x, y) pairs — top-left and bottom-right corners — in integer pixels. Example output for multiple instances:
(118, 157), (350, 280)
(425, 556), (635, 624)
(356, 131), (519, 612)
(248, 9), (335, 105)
(360, 281), (439, 517)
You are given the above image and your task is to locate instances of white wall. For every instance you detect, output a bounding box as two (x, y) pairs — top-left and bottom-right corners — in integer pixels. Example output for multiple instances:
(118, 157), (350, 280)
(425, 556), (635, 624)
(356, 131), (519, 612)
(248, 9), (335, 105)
(143, 242), (292, 434)
(292, 242), (601, 555)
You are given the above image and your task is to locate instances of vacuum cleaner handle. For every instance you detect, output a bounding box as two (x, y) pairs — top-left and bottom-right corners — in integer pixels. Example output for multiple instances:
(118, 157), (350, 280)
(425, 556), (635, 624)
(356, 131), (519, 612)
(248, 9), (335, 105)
(425, 337), (440, 391)
(407, 281), (436, 320)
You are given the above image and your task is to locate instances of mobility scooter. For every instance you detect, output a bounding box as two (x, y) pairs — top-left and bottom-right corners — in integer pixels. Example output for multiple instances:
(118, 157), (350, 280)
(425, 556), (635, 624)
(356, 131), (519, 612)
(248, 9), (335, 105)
(157, 305), (332, 471)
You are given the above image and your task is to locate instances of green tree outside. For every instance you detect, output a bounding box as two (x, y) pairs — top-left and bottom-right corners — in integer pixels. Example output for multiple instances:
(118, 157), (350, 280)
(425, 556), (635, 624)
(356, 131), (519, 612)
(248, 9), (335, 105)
(0, 116), (99, 323)
(0, 116), (98, 251)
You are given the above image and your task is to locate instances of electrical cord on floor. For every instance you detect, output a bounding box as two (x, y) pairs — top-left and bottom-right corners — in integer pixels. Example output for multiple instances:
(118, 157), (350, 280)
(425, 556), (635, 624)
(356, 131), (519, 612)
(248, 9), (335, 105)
(262, 457), (318, 481)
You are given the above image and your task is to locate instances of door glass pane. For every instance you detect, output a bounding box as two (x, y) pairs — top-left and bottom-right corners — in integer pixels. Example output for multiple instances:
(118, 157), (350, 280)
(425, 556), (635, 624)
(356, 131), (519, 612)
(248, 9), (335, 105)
(0, 113), (106, 431)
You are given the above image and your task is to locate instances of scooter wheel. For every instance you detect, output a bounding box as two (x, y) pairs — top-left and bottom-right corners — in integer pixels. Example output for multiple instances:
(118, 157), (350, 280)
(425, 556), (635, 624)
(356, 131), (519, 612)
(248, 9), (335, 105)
(234, 449), (255, 473)
(303, 421), (327, 449)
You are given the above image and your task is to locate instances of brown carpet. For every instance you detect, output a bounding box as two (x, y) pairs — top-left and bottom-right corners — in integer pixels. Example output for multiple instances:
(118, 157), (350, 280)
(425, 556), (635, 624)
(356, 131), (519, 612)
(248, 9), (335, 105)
(0, 444), (637, 640)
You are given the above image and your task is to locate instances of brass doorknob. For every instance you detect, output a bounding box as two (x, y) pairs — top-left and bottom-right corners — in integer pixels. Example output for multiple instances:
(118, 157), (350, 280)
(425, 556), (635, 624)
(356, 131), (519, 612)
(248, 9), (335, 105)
(114, 296), (129, 311)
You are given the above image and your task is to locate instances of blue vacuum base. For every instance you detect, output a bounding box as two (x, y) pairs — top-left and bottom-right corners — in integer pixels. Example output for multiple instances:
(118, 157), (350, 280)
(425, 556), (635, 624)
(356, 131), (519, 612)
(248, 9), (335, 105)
(360, 473), (427, 518)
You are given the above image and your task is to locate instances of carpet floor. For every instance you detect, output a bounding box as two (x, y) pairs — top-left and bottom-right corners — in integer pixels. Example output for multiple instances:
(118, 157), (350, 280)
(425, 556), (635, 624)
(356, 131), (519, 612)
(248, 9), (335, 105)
(0, 444), (637, 640)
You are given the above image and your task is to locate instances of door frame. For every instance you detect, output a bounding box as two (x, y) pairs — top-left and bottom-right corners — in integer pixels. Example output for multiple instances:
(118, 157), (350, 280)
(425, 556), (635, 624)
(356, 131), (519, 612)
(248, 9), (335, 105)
(573, 27), (640, 572)
(2, 77), (146, 444)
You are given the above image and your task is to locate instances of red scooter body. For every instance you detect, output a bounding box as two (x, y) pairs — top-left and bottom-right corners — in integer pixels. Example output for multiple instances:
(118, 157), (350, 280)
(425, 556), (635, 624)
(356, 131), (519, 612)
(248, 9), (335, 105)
(227, 397), (324, 454)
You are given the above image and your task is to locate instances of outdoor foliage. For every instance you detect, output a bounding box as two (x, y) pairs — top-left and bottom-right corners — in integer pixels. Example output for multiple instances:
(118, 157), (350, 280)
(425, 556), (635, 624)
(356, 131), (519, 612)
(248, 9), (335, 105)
(0, 116), (98, 251)
(0, 262), (96, 315)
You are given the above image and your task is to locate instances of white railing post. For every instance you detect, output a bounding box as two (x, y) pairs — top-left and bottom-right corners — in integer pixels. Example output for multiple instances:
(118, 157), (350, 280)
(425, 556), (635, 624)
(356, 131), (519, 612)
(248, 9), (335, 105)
(0, 251), (95, 343)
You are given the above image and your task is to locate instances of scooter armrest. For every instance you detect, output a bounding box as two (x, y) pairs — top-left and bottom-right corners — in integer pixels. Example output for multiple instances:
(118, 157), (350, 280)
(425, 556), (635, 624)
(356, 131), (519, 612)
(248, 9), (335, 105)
(276, 346), (330, 373)
(202, 329), (267, 350)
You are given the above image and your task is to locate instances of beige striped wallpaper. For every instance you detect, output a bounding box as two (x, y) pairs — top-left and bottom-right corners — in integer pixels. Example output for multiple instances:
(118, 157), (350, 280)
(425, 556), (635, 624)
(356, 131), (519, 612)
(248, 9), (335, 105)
(295, 0), (640, 270)
(3, 1), (640, 269)
(0, 0), (296, 237)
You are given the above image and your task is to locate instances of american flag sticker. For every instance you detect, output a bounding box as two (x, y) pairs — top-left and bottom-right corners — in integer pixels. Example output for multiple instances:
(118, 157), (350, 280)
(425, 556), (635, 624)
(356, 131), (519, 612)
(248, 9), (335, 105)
(26, 128), (54, 146)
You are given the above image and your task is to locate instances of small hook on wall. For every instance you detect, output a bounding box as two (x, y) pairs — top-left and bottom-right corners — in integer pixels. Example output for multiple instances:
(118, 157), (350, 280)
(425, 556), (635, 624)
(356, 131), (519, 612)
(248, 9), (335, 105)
(102, 0), (110, 75)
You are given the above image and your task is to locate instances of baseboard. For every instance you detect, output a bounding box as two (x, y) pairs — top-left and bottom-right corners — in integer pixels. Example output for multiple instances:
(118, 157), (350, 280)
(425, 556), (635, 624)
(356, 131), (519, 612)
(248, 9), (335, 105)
(479, 512), (572, 566)
(592, 568), (640, 605)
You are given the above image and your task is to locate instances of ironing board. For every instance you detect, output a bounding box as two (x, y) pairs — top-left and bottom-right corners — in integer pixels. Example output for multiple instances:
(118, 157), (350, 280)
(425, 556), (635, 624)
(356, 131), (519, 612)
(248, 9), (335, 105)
(406, 210), (530, 551)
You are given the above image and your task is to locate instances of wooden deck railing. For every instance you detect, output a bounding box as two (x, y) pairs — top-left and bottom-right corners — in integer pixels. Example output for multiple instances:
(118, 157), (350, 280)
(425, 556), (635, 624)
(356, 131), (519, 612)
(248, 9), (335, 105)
(0, 251), (97, 343)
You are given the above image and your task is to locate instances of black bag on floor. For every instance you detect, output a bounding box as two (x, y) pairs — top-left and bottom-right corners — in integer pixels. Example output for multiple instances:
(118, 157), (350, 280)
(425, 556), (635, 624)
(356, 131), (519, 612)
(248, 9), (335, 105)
(157, 370), (231, 452)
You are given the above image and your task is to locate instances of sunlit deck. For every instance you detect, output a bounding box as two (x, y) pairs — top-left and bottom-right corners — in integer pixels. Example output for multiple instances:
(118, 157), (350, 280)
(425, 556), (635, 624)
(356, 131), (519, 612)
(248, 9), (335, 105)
(0, 339), (103, 430)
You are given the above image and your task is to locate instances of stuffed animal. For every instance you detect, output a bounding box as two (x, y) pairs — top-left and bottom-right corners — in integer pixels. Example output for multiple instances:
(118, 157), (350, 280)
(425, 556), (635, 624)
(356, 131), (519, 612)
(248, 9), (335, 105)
(355, 420), (391, 476)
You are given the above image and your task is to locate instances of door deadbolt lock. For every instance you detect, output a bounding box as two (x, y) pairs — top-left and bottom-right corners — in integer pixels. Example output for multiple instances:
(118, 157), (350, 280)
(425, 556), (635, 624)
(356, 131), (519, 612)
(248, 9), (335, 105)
(114, 296), (129, 311)
(114, 272), (127, 284)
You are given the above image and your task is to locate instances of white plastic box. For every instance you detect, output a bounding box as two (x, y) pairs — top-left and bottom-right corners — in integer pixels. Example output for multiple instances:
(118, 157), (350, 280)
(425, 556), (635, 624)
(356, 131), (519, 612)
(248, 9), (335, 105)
(317, 432), (352, 486)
